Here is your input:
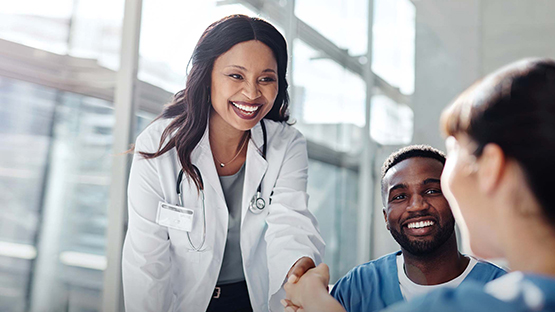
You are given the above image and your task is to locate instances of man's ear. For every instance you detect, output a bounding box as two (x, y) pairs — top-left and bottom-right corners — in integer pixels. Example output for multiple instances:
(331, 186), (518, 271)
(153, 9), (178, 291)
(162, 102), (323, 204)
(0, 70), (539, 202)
(383, 208), (390, 231)
(476, 143), (505, 194)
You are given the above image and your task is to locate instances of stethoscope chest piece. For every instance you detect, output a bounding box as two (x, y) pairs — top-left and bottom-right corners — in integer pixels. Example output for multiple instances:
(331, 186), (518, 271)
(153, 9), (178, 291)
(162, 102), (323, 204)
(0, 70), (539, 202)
(249, 191), (265, 214)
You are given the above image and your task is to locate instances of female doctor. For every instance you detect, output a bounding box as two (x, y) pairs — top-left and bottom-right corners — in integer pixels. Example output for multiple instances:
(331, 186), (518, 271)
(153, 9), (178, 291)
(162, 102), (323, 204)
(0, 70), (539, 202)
(122, 15), (325, 312)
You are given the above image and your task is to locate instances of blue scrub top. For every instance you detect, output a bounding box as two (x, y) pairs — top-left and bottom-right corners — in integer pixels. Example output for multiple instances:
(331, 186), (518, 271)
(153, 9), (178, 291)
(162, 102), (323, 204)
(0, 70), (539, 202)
(331, 251), (507, 312)
(384, 272), (555, 312)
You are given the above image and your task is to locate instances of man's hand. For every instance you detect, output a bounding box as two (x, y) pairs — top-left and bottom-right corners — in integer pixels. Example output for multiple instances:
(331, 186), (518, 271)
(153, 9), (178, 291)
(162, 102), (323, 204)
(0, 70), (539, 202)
(283, 263), (339, 312)
(286, 257), (315, 284)
(280, 299), (302, 312)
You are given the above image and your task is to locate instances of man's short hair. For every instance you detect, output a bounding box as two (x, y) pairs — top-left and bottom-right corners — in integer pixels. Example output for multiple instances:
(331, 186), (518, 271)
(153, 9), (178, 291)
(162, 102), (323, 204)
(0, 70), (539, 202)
(381, 145), (446, 202)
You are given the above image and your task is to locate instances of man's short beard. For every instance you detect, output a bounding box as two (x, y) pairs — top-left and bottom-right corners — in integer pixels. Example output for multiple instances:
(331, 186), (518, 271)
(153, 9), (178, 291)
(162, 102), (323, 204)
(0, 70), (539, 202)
(390, 218), (456, 256)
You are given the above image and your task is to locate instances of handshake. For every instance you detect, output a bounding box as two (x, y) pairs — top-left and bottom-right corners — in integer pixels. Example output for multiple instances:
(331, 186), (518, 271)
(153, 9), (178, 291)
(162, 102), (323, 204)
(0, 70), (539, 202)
(282, 263), (345, 312)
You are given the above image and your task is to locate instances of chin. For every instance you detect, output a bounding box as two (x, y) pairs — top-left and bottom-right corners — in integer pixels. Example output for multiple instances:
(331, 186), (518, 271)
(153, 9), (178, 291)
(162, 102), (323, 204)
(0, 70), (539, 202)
(232, 119), (259, 131)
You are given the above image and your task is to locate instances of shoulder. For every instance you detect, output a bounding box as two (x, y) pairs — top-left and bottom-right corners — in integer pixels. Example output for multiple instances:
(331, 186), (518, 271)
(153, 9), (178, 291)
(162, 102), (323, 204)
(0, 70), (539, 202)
(264, 119), (304, 143)
(263, 120), (306, 158)
(333, 251), (400, 291)
(468, 257), (507, 281)
(352, 251), (400, 277)
(332, 252), (402, 311)
(134, 118), (174, 153)
(474, 259), (506, 273)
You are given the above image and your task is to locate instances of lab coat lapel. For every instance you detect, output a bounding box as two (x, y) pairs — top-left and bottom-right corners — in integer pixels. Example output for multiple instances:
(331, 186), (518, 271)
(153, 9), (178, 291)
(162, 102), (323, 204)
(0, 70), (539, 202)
(242, 121), (268, 223)
(191, 123), (226, 206)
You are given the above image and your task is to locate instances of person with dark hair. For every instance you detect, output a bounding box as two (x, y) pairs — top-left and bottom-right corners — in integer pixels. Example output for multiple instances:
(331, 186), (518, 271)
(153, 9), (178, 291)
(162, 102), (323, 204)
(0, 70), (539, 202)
(282, 58), (555, 311)
(122, 15), (325, 312)
(327, 145), (505, 312)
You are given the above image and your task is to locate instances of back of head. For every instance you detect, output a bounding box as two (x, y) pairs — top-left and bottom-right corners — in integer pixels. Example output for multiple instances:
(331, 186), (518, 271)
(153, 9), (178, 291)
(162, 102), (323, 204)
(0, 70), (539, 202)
(441, 58), (555, 224)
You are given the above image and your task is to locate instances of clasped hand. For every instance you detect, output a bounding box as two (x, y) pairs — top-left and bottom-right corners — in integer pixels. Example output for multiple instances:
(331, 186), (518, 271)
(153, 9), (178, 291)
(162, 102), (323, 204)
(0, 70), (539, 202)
(282, 263), (331, 312)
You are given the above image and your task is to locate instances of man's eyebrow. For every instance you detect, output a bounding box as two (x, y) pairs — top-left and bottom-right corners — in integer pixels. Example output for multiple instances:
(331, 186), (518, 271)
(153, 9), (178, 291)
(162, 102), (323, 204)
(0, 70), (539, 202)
(389, 183), (407, 193)
(423, 178), (441, 185)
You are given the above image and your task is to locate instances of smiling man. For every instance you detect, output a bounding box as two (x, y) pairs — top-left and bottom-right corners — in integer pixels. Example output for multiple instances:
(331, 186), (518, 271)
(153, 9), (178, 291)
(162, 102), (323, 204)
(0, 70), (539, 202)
(330, 145), (506, 312)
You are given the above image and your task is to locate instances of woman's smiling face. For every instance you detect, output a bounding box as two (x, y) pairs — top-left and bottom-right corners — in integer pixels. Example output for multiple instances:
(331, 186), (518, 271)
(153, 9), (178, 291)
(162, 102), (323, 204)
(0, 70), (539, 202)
(210, 40), (278, 132)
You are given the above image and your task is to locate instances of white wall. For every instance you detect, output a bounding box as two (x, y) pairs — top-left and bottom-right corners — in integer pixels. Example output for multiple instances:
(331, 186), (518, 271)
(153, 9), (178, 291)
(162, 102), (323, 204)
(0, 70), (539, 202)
(412, 0), (482, 150)
(481, 0), (555, 74)
(412, 0), (555, 150)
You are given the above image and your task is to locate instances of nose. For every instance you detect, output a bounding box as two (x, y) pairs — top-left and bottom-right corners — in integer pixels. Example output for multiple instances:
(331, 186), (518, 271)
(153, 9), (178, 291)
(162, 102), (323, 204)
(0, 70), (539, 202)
(242, 81), (261, 100)
(407, 195), (428, 212)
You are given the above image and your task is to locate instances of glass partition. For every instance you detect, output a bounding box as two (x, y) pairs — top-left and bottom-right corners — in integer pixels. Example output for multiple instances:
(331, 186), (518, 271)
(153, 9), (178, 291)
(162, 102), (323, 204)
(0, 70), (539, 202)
(138, 0), (257, 93)
(308, 159), (359, 283)
(292, 39), (366, 153)
(0, 76), (153, 312)
(372, 0), (415, 94)
(295, 0), (368, 56)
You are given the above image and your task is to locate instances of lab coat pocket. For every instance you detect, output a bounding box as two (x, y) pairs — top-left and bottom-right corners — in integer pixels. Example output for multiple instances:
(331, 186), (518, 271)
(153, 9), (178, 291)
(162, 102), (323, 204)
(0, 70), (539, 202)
(167, 203), (207, 250)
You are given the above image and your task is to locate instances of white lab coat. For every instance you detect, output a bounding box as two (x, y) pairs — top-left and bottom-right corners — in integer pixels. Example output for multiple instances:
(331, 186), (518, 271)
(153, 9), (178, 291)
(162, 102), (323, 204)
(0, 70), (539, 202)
(122, 117), (325, 312)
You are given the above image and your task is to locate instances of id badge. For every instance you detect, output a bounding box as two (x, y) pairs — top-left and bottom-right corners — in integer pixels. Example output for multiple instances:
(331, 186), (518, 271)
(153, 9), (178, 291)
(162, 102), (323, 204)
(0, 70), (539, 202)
(156, 202), (194, 232)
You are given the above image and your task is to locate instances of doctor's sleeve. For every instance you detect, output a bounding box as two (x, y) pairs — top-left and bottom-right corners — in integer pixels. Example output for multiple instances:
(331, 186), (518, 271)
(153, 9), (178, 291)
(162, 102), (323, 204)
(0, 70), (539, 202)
(121, 131), (173, 312)
(264, 130), (326, 309)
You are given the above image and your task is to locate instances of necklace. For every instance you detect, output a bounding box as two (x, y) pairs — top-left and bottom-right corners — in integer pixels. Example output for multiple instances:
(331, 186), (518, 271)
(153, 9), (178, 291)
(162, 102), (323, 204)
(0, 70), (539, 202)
(213, 133), (249, 168)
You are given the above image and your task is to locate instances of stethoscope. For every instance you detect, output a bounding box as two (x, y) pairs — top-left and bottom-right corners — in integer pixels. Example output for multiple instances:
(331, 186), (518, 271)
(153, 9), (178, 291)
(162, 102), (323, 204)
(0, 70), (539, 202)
(176, 120), (267, 251)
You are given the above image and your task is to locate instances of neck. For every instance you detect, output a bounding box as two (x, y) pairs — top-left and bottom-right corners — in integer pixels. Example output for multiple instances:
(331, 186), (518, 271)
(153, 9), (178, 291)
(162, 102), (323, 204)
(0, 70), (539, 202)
(502, 216), (555, 275)
(209, 109), (246, 150)
(208, 109), (250, 175)
(402, 233), (469, 285)
(492, 175), (555, 276)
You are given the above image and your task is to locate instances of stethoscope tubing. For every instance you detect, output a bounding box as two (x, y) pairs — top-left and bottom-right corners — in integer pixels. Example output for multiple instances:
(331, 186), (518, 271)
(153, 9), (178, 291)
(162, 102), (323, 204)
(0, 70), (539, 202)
(175, 120), (267, 251)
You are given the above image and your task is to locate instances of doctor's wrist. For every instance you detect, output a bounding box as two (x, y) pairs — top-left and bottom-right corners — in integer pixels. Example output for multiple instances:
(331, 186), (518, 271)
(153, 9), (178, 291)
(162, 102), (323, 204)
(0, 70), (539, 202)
(287, 256), (316, 283)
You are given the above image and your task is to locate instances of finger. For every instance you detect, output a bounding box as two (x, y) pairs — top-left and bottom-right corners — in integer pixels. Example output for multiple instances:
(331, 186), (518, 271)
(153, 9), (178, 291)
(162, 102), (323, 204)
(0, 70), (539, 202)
(314, 263), (330, 277)
(282, 299), (301, 311)
(287, 257), (315, 283)
(284, 280), (293, 294)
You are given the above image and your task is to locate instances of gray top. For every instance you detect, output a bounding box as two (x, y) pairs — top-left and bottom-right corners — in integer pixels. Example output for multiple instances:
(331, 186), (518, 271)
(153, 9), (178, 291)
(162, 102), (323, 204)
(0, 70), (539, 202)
(217, 163), (246, 285)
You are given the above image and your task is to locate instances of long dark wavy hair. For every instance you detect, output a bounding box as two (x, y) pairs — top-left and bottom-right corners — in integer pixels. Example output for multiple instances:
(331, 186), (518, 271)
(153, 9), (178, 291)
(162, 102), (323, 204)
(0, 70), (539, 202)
(138, 15), (290, 191)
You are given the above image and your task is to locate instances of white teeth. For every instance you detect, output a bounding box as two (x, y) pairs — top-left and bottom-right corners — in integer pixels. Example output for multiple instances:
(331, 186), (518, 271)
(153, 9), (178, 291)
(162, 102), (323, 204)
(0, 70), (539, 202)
(407, 220), (435, 229)
(232, 102), (260, 113)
